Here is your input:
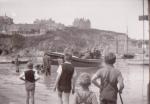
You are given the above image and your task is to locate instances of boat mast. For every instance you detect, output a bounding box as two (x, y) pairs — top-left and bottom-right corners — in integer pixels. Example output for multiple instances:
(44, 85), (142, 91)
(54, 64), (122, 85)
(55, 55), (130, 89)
(126, 25), (128, 54)
(116, 35), (118, 54)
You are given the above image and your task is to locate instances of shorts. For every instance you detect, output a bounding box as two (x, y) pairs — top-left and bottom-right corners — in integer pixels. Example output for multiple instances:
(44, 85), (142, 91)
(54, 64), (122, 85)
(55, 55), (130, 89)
(25, 81), (35, 91)
(100, 99), (117, 104)
(57, 86), (71, 93)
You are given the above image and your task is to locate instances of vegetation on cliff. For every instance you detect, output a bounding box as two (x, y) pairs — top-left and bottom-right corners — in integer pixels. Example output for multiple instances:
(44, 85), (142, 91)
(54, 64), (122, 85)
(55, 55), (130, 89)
(0, 27), (147, 56)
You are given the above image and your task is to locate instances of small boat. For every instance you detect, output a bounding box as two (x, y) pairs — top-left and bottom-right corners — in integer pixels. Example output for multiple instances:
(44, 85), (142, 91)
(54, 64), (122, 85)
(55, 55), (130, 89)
(122, 53), (135, 59)
(11, 60), (29, 64)
(127, 59), (149, 65)
(126, 54), (149, 65)
(0, 56), (12, 64)
(0, 56), (29, 64)
(47, 52), (102, 67)
(11, 57), (29, 64)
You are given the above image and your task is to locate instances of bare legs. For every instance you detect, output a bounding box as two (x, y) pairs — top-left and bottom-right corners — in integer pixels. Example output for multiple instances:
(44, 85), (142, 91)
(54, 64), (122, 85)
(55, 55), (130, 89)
(58, 91), (63, 104)
(63, 92), (70, 104)
(16, 65), (19, 73)
(45, 68), (51, 76)
(57, 91), (70, 104)
(26, 91), (30, 104)
(26, 90), (35, 104)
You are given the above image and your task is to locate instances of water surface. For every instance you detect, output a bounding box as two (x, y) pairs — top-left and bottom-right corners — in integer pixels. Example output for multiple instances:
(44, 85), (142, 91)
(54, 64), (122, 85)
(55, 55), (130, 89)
(0, 59), (149, 104)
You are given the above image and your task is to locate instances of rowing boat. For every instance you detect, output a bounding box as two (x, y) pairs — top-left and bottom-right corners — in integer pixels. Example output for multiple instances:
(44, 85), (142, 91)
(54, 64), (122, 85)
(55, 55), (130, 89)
(47, 52), (102, 67)
(0, 56), (28, 64)
(126, 54), (149, 65)
(11, 60), (28, 64)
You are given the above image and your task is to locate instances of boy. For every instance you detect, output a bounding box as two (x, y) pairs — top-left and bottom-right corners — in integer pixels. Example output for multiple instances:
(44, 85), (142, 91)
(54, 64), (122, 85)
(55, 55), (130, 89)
(92, 52), (124, 104)
(54, 53), (76, 104)
(19, 62), (40, 104)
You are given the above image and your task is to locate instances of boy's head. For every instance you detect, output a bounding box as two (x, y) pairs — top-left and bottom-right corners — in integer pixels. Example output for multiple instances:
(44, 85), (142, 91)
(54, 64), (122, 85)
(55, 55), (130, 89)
(64, 53), (72, 62)
(104, 52), (116, 65)
(35, 64), (40, 69)
(78, 73), (91, 87)
(44, 52), (48, 56)
(58, 58), (64, 65)
(27, 62), (33, 69)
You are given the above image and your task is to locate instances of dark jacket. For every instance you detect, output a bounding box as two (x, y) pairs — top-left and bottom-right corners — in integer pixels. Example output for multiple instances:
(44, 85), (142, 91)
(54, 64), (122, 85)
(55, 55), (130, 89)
(25, 70), (35, 83)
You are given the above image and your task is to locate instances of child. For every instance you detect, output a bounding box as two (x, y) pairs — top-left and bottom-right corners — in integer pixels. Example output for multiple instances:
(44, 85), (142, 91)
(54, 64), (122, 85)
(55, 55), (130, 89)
(54, 53), (76, 104)
(19, 62), (40, 104)
(35, 64), (42, 74)
(92, 52), (124, 104)
(73, 73), (98, 104)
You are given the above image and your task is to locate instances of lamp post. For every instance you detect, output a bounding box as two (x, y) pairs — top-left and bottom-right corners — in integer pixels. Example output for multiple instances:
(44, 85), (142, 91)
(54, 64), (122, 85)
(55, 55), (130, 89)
(139, 0), (150, 103)
(148, 0), (150, 103)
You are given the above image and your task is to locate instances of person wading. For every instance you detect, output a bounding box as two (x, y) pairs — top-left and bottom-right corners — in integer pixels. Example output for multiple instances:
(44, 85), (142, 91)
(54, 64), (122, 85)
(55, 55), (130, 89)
(15, 54), (20, 73)
(43, 52), (52, 76)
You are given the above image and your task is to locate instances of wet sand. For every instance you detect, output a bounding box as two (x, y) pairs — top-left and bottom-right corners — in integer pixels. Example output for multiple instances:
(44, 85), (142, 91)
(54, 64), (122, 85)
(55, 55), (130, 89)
(0, 94), (9, 104)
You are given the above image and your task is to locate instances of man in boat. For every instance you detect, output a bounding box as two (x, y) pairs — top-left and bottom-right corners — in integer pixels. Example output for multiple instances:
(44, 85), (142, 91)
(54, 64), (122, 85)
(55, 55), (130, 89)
(92, 52), (124, 104)
(93, 48), (101, 59)
(81, 48), (93, 59)
(43, 52), (52, 76)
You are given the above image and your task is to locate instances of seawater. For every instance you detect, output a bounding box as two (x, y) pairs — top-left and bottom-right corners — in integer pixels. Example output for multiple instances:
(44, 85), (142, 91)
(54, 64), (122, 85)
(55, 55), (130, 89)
(0, 59), (149, 104)
(40, 59), (149, 104)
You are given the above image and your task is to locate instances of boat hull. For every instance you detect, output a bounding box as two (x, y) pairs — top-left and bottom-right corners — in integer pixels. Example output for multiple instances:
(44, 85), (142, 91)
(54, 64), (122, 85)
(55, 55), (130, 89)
(11, 60), (28, 64)
(48, 52), (102, 67)
(126, 59), (149, 65)
(0, 56), (28, 64)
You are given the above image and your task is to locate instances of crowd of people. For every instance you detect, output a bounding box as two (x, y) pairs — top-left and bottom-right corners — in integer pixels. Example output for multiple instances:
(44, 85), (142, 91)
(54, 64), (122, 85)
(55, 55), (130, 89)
(19, 51), (124, 104)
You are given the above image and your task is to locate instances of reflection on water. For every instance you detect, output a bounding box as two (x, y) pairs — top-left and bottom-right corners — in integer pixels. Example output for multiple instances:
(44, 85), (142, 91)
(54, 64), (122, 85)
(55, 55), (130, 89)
(120, 64), (149, 104)
(0, 59), (149, 104)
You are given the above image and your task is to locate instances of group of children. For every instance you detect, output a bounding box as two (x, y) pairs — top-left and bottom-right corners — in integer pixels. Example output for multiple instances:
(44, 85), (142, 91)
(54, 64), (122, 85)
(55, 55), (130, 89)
(19, 52), (124, 104)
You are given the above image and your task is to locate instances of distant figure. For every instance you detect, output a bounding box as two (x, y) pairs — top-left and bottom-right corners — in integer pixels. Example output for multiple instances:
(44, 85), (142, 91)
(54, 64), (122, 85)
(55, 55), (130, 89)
(57, 58), (64, 66)
(43, 53), (51, 76)
(19, 62), (40, 104)
(92, 52), (124, 104)
(81, 50), (92, 59)
(95, 49), (101, 59)
(93, 48), (101, 59)
(35, 64), (42, 74)
(73, 73), (98, 104)
(15, 55), (20, 73)
(54, 53), (76, 104)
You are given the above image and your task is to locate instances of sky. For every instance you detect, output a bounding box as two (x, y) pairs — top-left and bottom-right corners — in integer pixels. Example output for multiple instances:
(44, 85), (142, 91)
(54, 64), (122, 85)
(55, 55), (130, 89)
(0, 0), (149, 39)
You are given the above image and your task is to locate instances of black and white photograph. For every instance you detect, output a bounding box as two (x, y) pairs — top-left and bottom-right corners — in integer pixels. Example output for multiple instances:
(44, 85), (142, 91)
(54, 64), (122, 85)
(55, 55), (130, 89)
(0, 0), (149, 104)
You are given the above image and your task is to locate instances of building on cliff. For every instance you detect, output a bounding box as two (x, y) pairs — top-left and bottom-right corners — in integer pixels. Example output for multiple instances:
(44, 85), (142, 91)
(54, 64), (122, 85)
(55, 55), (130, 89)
(0, 15), (14, 33)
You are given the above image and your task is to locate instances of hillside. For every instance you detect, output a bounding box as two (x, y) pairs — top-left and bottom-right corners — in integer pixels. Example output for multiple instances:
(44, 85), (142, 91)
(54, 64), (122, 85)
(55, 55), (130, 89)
(24, 27), (125, 52)
(0, 27), (143, 56)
